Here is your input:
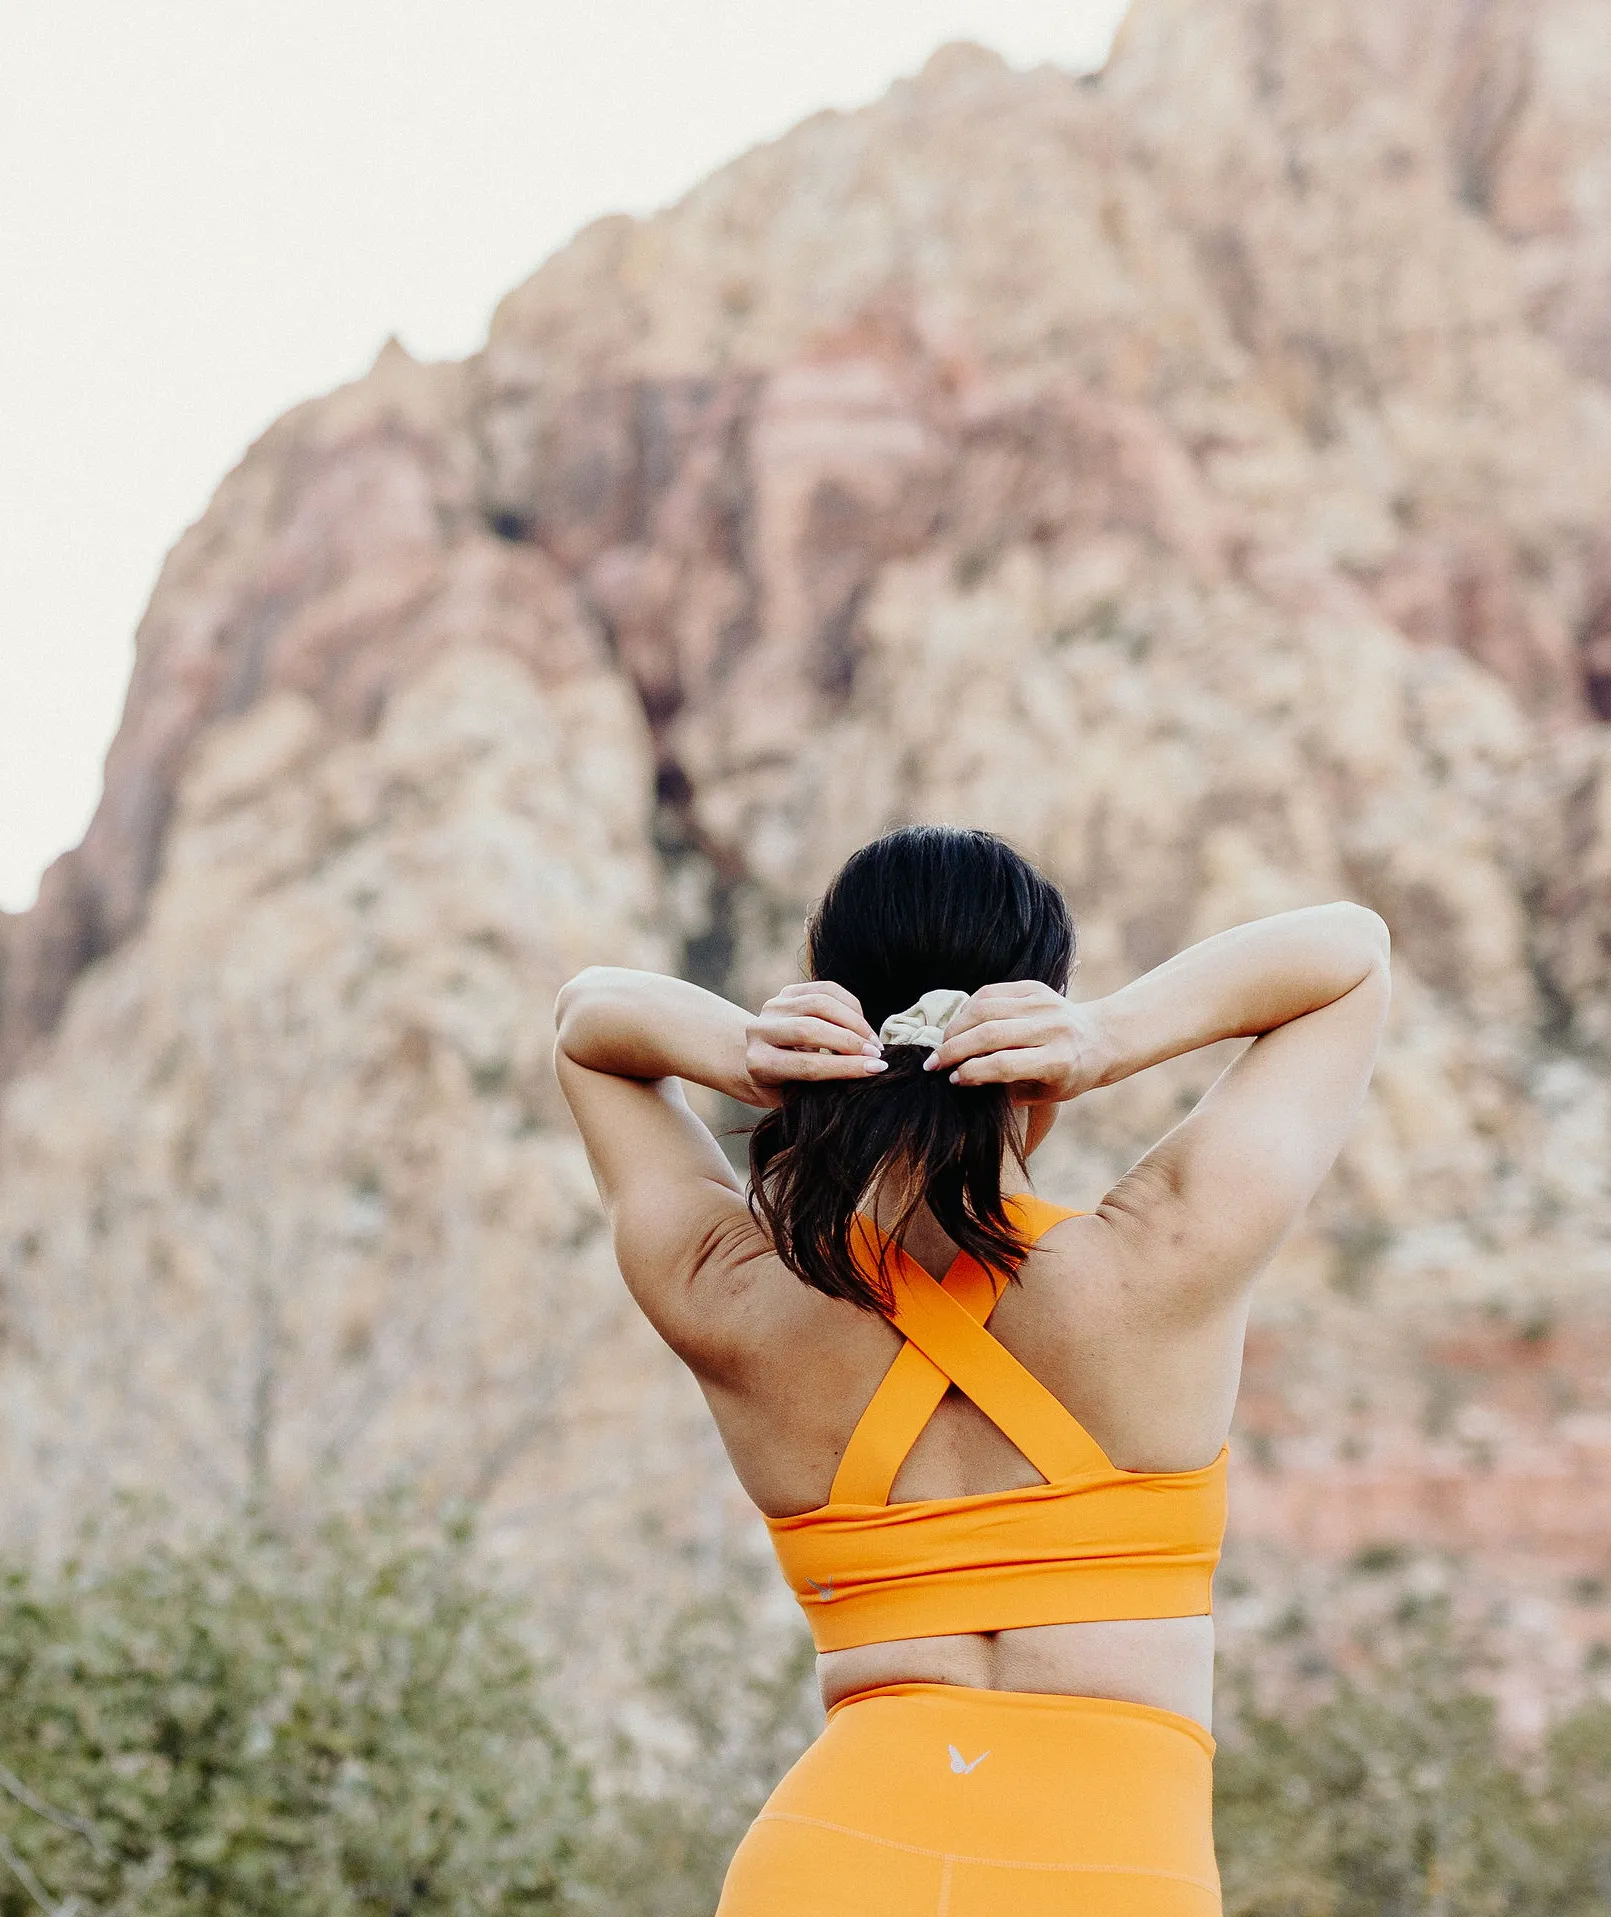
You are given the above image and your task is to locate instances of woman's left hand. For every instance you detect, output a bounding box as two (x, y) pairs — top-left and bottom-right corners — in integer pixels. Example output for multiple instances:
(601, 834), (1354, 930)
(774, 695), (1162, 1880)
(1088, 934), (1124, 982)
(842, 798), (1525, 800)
(745, 981), (889, 1104)
(925, 982), (1110, 1104)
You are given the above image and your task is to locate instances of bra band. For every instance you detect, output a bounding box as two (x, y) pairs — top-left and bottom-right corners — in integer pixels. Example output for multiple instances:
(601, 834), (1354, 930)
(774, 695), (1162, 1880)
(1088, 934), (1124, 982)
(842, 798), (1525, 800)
(765, 1193), (1230, 1650)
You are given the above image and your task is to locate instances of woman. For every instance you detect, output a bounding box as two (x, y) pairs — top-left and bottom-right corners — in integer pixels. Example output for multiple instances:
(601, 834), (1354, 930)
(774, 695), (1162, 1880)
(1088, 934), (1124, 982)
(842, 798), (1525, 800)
(554, 826), (1389, 1916)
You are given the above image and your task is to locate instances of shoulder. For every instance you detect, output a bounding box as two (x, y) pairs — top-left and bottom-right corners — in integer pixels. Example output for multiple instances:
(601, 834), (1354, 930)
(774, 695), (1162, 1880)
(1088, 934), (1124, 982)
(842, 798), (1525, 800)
(1018, 1197), (1187, 1327)
(613, 1184), (786, 1384)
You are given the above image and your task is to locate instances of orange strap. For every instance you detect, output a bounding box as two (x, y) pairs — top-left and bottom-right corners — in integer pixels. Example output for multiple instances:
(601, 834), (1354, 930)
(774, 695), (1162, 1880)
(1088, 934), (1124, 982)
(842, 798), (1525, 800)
(827, 1257), (997, 1506)
(828, 1196), (1105, 1505)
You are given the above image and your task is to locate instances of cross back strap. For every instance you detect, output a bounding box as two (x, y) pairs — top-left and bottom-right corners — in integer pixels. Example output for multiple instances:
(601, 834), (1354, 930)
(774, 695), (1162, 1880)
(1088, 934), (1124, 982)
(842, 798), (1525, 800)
(828, 1196), (1108, 1506)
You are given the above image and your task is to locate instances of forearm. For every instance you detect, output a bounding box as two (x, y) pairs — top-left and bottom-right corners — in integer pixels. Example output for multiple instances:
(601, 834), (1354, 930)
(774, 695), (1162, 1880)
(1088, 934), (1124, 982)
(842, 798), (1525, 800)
(553, 967), (761, 1103)
(1087, 904), (1390, 1088)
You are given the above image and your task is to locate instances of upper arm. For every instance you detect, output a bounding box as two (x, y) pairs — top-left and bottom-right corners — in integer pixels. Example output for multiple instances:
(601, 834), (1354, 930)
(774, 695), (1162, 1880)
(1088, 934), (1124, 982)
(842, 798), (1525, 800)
(553, 1048), (760, 1374)
(1098, 942), (1392, 1314)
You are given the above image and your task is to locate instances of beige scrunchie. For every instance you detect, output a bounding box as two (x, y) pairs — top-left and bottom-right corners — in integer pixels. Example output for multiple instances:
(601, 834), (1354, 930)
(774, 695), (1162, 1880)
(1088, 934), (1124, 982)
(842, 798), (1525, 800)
(877, 988), (970, 1050)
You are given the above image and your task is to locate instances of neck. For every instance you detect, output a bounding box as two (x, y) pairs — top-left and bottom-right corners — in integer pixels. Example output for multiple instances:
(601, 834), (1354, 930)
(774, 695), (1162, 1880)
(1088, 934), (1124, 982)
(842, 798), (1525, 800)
(868, 1162), (1031, 1281)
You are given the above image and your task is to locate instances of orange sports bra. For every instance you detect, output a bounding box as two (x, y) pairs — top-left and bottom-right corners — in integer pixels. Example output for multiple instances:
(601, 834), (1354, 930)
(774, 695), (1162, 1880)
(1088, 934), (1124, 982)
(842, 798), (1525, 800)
(765, 1194), (1228, 1653)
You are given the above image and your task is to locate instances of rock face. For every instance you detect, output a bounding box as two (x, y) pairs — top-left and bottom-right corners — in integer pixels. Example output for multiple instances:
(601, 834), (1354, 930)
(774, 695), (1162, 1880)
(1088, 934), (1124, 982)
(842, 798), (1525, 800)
(4, 0), (1611, 1718)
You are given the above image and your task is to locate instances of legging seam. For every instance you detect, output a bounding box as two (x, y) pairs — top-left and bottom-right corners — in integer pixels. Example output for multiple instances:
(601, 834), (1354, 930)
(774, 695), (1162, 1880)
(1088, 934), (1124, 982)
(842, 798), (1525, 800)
(754, 1812), (1220, 1892)
(936, 1853), (953, 1917)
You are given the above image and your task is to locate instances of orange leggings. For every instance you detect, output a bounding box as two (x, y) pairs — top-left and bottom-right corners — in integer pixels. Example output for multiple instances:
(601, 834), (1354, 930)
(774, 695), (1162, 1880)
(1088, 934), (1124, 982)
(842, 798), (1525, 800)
(717, 1683), (1221, 1916)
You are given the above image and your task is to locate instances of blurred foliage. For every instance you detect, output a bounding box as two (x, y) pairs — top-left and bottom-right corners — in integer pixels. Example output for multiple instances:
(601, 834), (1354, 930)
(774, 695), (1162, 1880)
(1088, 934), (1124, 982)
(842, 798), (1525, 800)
(571, 1586), (819, 1917)
(0, 1507), (1606, 1917)
(0, 1504), (591, 1915)
(1214, 1605), (1611, 1917)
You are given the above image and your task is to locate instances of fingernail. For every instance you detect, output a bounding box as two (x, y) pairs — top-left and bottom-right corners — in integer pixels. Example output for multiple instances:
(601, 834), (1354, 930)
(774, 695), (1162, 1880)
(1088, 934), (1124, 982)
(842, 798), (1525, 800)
(861, 1041), (882, 1057)
(922, 1054), (938, 1071)
(864, 1058), (888, 1073)
(949, 1071), (961, 1084)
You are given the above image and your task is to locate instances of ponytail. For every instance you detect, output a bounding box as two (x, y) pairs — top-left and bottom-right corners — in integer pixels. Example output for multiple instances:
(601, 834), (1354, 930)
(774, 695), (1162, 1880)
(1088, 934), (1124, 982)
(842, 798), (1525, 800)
(748, 1051), (1028, 1311)
(745, 825), (1074, 1312)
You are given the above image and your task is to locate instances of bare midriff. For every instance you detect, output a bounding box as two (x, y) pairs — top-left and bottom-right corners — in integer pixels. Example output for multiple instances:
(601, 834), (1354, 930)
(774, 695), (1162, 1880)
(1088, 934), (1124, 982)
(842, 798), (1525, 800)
(817, 1614), (1216, 1729)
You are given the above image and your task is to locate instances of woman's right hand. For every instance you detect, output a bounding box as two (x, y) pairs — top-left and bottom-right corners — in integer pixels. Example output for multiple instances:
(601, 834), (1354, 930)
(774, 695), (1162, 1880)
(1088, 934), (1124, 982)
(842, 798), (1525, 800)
(925, 982), (1112, 1104)
(744, 982), (889, 1104)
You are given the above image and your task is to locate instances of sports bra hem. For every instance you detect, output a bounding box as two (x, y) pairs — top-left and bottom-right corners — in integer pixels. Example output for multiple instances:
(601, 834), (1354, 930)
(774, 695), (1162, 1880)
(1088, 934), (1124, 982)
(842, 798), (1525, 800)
(795, 1564), (1222, 1652)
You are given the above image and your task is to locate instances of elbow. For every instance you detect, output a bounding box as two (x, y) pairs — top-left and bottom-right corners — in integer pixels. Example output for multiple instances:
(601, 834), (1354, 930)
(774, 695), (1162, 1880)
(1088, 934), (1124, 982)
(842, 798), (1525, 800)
(553, 966), (612, 1054)
(1327, 901), (1391, 974)
(1361, 906), (1392, 973)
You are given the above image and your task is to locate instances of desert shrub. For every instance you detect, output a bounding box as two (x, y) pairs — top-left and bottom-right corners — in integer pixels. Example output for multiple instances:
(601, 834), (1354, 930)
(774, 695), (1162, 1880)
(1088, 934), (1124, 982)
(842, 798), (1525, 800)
(1214, 1606), (1611, 1917)
(2, 1507), (1606, 1917)
(573, 1584), (819, 1917)
(0, 1505), (591, 1916)
(1536, 1699), (1611, 1912)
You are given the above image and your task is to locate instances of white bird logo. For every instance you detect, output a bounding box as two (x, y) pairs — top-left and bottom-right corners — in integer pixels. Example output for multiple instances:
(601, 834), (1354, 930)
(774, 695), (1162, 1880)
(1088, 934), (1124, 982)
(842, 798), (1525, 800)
(948, 1745), (989, 1775)
(805, 1576), (836, 1601)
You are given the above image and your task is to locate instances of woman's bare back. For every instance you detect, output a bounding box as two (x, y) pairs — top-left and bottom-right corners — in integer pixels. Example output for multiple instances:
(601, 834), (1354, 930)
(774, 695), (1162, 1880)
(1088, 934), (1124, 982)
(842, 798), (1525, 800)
(553, 899), (1391, 1731)
(691, 1200), (1247, 1725)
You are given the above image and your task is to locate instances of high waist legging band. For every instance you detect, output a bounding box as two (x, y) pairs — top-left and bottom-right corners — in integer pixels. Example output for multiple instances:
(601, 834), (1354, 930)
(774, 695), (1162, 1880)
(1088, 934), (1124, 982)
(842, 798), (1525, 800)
(718, 1682), (1222, 1916)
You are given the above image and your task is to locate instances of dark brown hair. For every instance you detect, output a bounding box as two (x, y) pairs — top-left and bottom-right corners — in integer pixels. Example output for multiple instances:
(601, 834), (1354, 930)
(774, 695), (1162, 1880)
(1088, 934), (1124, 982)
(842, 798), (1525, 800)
(748, 826), (1075, 1312)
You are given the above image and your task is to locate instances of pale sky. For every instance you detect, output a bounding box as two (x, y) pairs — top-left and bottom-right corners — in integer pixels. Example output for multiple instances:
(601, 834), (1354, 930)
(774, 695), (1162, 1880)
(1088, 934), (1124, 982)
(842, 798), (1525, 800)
(0, 1), (1131, 912)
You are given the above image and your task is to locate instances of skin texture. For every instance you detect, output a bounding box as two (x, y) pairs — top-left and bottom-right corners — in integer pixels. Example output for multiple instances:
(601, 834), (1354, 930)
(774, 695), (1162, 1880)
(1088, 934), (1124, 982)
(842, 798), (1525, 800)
(553, 902), (1391, 1728)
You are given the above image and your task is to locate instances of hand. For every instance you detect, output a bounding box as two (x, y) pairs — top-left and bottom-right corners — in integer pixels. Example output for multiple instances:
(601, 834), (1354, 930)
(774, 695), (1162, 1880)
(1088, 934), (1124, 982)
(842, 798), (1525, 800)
(745, 981), (888, 1105)
(925, 982), (1109, 1104)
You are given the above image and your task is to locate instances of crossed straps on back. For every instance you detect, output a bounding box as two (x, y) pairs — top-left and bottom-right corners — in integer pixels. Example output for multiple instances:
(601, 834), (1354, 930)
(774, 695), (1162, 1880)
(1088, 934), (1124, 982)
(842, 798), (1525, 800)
(829, 1194), (1110, 1507)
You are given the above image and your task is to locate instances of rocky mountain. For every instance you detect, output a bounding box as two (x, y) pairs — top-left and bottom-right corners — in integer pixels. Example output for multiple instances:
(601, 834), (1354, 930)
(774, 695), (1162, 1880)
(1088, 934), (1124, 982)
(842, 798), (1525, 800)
(2, 0), (1610, 1726)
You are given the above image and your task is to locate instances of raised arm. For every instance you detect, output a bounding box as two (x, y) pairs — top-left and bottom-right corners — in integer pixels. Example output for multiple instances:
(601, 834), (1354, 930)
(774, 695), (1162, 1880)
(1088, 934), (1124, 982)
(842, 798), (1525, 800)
(555, 968), (763, 1106)
(552, 969), (885, 1368)
(930, 903), (1392, 1310)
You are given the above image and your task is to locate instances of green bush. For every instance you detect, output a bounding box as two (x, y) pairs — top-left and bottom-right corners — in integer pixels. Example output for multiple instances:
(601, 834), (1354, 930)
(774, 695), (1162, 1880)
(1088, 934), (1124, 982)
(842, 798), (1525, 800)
(0, 1506), (591, 1916)
(1214, 1610), (1611, 1917)
(1538, 1698), (1611, 1912)
(1, 1508), (1607, 1917)
(574, 1586), (819, 1917)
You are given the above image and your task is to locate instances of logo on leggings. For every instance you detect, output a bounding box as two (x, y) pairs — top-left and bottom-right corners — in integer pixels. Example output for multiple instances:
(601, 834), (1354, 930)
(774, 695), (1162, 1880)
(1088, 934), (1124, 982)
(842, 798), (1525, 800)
(948, 1745), (990, 1775)
(805, 1577), (836, 1602)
